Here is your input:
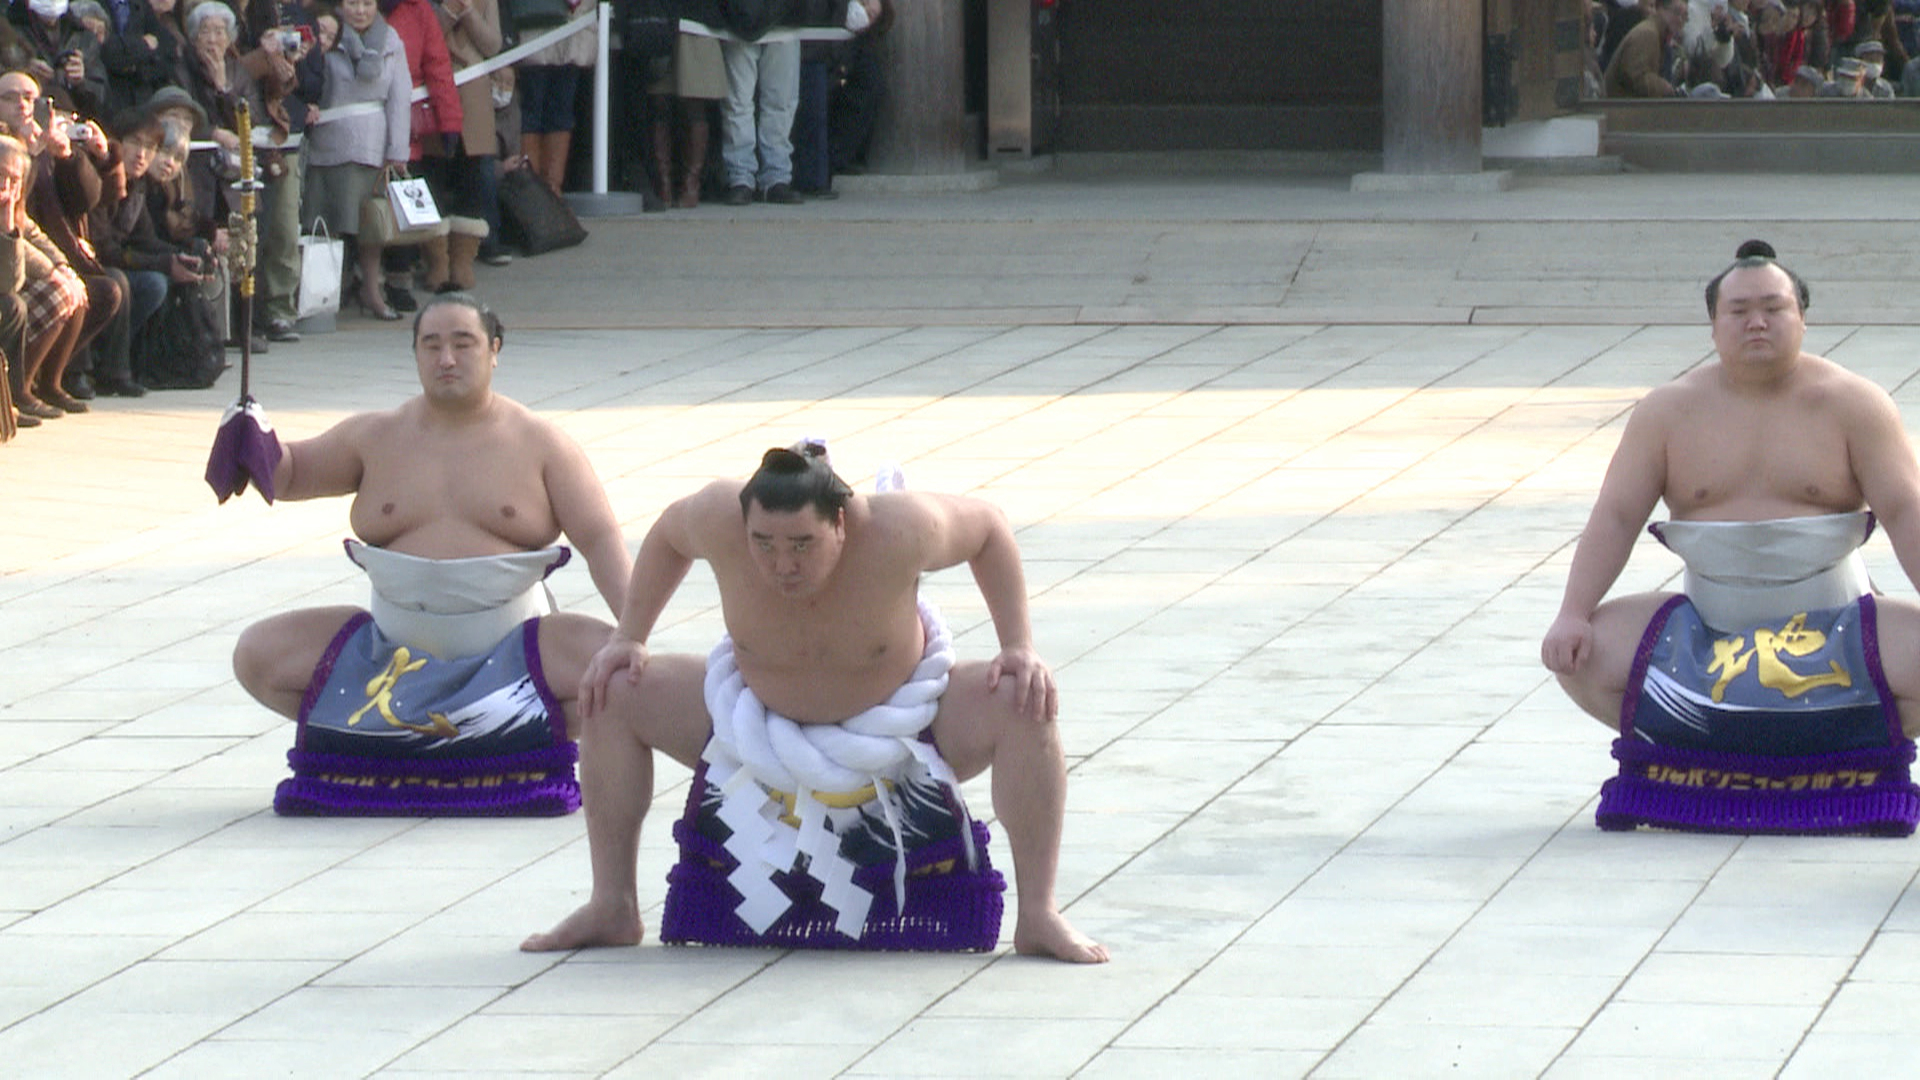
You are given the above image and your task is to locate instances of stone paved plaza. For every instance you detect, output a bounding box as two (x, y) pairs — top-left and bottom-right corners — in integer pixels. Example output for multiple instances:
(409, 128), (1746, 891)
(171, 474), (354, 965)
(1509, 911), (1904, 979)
(5, 167), (1920, 1077)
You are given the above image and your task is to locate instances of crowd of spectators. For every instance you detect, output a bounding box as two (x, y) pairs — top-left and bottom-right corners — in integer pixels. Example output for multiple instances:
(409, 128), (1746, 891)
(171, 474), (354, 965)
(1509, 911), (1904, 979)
(0, 0), (519, 434)
(0, 0), (892, 437)
(1593, 0), (1920, 99)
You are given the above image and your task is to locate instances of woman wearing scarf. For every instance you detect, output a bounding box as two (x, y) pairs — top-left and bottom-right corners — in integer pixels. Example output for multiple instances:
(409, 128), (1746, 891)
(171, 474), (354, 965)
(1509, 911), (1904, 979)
(303, 0), (410, 318)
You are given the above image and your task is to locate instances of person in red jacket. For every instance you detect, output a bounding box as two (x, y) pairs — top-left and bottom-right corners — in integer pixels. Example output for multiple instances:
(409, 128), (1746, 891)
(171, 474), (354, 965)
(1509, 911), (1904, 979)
(375, 0), (458, 313)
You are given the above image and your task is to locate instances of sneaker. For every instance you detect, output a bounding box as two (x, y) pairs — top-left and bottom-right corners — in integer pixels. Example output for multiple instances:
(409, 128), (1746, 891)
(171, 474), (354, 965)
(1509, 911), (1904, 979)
(722, 185), (754, 206)
(266, 318), (301, 343)
(762, 182), (802, 205)
(384, 284), (418, 313)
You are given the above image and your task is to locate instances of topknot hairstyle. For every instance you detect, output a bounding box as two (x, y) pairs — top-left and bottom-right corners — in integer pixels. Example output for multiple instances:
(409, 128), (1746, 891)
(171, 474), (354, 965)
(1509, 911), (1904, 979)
(412, 291), (504, 347)
(1704, 238), (1811, 316)
(740, 440), (854, 520)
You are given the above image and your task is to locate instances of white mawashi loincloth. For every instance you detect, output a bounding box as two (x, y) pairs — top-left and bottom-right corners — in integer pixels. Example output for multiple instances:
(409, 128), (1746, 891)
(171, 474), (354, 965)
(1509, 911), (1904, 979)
(700, 597), (970, 938)
(1651, 512), (1873, 632)
(345, 540), (568, 660)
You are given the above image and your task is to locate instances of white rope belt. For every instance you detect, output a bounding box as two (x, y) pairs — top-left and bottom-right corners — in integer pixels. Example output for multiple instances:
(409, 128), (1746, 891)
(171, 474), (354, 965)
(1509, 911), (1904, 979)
(290, 12), (849, 132)
(700, 598), (968, 937)
(311, 10), (600, 127)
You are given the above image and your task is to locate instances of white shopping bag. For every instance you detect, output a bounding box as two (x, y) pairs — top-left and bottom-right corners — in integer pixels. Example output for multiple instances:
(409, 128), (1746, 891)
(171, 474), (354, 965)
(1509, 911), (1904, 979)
(296, 219), (343, 318)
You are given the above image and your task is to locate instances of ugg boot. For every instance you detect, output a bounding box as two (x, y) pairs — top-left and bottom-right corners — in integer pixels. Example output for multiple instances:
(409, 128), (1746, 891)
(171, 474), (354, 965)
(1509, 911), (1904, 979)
(420, 232), (451, 293)
(650, 118), (675, 209)
(445, 216), (489, 292)
(678, 117), (708, 209)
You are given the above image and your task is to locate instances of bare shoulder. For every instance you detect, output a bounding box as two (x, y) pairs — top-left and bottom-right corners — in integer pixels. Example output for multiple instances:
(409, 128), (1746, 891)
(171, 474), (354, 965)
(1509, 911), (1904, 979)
(1618, 374), (1699, 442)
(1799, 353), (1898, 410)
(490, 395), (570, 448)
(674, 479), (750, 548)
(869, 490), (1010, 570)
(309, 402), (408, 455)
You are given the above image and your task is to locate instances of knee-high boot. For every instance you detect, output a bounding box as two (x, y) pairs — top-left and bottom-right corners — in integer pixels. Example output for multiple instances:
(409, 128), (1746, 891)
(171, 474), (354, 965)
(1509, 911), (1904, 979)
(419, 231), (451, 293)
(445, 216), (488, 292)
(678, 116), (708, 209)
(650, 117), (675, 209)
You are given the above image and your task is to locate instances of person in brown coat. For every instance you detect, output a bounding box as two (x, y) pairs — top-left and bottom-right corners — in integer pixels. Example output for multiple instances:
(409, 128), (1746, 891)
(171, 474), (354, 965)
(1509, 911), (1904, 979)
(412, 0), (497, 290)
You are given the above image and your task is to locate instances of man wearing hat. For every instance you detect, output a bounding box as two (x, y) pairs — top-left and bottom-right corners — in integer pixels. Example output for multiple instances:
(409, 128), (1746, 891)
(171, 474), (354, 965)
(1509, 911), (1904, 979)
(1854, 37), (1897, 93)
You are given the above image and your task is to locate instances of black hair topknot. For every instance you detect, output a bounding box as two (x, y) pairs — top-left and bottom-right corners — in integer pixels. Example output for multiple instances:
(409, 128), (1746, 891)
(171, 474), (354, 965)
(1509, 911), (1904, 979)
(1704, 239), (1810, 316)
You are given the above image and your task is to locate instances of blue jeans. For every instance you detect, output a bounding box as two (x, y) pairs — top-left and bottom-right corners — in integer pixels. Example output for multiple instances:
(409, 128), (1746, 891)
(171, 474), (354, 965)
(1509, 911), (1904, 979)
(720, 38), (800, 189)
(127, 270), (167, 335)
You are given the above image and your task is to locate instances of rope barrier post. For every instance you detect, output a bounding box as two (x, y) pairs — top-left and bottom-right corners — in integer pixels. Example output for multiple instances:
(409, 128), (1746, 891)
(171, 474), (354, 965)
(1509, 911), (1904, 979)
(592, 0), (610, 195)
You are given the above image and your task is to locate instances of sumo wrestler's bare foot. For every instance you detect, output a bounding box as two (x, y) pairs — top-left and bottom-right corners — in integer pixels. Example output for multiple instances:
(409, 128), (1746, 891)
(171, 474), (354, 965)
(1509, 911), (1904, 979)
(1013, 908), (1108, 964)
(520, 897), (643, 952)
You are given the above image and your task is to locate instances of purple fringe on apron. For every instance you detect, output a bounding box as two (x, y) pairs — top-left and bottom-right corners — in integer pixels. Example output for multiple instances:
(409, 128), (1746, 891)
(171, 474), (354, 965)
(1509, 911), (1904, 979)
(1596, 594), (1920, 836)
(660, 759), (1006, 951)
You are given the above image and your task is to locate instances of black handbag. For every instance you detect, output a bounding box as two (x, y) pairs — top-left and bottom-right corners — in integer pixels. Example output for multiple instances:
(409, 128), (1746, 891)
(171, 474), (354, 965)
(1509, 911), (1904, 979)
(502, 0), (573, 33)
(498, 163), (589, 256)
(614, 0), (677, 58)
(134, 284), (229, 390)
(717, 0), (789, 41)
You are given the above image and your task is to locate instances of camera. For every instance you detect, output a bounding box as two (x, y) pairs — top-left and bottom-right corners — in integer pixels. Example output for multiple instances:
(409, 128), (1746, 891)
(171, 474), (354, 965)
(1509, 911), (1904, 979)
(275, 29), (302, 51)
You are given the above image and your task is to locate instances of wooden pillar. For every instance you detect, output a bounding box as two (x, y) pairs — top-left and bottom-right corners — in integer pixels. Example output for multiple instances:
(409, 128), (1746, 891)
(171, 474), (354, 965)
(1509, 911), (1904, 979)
(1382, 0), (1483, 172)
(869, 1), (968, 173)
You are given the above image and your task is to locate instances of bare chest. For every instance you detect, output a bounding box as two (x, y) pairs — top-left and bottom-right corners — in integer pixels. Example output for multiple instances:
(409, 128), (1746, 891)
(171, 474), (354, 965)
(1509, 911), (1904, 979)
(1663, 406), (1863, 518)
(717, 574), (925, 721)
(349, 439), (559, 555)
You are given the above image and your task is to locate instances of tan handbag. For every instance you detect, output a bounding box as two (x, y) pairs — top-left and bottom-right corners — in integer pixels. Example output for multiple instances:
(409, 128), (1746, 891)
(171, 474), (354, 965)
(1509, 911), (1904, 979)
(360, 167), (450, 247)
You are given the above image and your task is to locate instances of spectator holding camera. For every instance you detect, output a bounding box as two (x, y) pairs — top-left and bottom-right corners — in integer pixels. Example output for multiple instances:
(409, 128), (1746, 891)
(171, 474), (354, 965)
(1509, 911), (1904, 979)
(0, 72), (97, 420)
(8, 0), (108, 118)
(88, 107), (192, 392)
(1685, 0), (1760, 93)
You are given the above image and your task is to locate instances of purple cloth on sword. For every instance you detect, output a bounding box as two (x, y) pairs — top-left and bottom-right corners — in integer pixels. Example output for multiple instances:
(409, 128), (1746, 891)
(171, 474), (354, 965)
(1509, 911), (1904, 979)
(205, 399), (283, 504)
(1596, 593), (1920, 836)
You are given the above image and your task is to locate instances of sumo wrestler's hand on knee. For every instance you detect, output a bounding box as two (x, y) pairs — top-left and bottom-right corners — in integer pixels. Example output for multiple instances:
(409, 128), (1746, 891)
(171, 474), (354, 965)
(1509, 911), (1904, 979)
(579, 634), (650, 718)
(988, 645), (1059, 723)
(1541, 614), (1592, 676)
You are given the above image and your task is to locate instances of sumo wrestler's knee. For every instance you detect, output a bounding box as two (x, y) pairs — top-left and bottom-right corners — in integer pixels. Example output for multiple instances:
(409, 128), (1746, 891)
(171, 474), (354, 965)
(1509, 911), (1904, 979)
(231, 621), (274, 696)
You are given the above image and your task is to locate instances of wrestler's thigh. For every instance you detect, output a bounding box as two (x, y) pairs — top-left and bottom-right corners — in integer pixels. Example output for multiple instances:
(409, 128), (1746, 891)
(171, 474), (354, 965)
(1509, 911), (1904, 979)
(600, 652), (713, 769)
(930, 659), (1028, 783)
(232, 606), (365, 693)
(534, 612), (612, 701)
(1866, 596), (1920, 738)
(1570, 592), (1678, 725)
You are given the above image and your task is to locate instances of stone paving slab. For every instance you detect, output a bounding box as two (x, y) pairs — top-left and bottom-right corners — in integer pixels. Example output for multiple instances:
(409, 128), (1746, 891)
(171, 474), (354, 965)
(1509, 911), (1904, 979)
(8, 165), (1920, 1077)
